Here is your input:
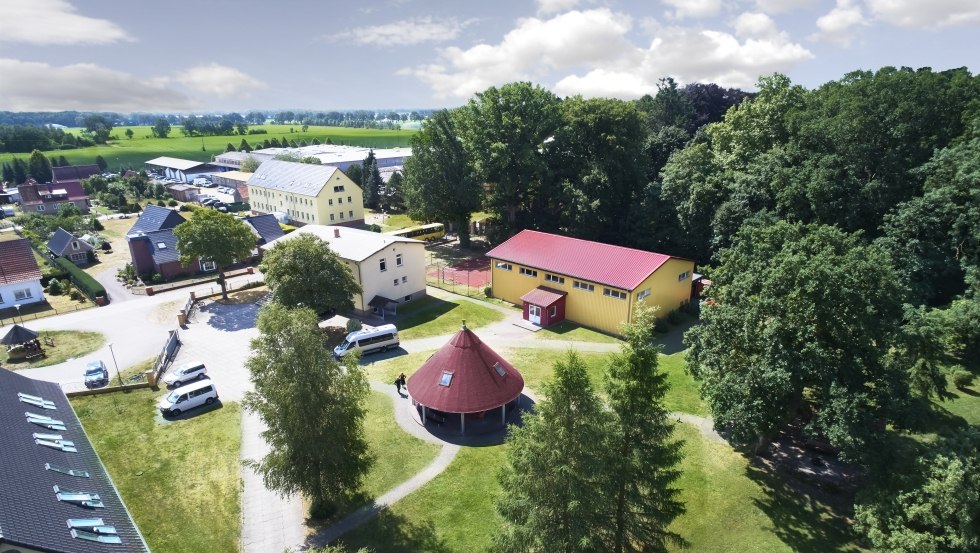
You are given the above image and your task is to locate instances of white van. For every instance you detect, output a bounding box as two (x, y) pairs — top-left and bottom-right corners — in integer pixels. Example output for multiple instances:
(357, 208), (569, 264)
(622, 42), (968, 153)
(334, 324), (399, 358)
(157, 380), (218, 416)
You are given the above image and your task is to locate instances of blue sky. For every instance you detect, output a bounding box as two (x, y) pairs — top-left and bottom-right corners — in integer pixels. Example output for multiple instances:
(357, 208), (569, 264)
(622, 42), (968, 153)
(0, 0), (978, 113)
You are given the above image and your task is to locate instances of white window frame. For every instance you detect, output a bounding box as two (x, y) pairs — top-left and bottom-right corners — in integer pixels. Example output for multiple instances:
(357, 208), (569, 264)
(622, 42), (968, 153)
(14, 288), (33, 300)
(544, 274), (565, 285)
(678, 271), (690, 281)
(393, 279), (399, 286)
(637, 289), (651, 300)
(379, 258), (387, 272)
(496, 262), (512, 271)
(603, 288), (626, 300)
(396, 254), (403, 267)
(573, 281), (594, 292)
(200, 260), (218, 272)
(519, 267), (537, 278)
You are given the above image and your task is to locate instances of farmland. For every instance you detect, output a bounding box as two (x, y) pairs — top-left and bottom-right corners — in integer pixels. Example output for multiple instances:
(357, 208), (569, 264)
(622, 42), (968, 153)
(0, 124), (415, 172)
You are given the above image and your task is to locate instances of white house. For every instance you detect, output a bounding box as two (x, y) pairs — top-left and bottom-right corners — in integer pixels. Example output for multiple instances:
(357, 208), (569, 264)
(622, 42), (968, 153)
(262, 225), (426, 316)
(0, 238), (45, 307)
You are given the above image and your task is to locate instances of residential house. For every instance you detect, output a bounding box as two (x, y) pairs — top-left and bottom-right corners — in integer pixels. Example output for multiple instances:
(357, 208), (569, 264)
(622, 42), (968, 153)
(125, 205), (214, 280)
(164, 183), (200, 202)
(18, 181), (91, 215)
(47, 227), (95, 265)
(247, 160), (364, 227)
(51, 164), (101, 187)
(487, 230), (695, 335)
(0, 368), (150, 552)
(144, 157), (222, 183)
(262, 225), (425, 316)
(0, 238), (45, 307)
(242, 213), (284, 251)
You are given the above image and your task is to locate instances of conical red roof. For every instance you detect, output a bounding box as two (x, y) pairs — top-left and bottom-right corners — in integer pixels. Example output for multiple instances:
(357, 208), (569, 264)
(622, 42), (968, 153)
(407, 326), (524, 414)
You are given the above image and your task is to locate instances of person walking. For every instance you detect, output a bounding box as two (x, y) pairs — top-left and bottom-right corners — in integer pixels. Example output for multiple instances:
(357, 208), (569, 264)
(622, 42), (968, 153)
(395, 373), (407, 394)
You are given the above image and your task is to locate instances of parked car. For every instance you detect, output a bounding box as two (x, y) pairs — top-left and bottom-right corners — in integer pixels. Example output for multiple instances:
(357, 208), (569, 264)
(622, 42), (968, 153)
(162, 361), (208, 387)
(157, 380), (218, 417)
(334, 324), (400, 357)
(83, 360), (109, 388)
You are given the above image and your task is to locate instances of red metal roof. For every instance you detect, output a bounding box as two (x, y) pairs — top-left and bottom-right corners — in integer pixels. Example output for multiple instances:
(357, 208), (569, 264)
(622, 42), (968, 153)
(520, 286), (566, 307)
(0, 238), (42, 285)
(407, 327), (524, 414)
(487, 230), (674, 291)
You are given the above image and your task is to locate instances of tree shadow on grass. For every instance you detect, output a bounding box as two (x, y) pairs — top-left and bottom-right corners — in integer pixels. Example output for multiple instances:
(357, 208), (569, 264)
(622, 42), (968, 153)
(316, 510), (452, 553)
(745, 459), (865, 553)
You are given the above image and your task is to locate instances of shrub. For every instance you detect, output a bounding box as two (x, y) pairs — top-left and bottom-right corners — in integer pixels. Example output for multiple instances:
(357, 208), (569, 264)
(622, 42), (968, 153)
(47, 279), (63, 295)
(484, 286), (493, 298)
(953, 370), (975, 389)
(91, 218), (104, 231)
(368, 224), (382, 233)
(54, 257), (106, 300)
(666, 309), (682, 325)
(69, 289), (84, 301)
(179, 204), (191, 212)
(168, 199), (178, 207)
(156, 200), (166, 207)
(151, 273), (164, 284)
(345, 319), (363, 333)
(654, 317), (669, 334)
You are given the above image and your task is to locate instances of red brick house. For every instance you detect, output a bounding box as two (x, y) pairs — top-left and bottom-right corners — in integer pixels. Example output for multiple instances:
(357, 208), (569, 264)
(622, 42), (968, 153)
(18, 181), (91, 215)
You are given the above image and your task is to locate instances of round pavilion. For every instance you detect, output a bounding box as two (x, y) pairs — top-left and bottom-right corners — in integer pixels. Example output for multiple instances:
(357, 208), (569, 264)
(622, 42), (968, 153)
(407, 322), (524, 434)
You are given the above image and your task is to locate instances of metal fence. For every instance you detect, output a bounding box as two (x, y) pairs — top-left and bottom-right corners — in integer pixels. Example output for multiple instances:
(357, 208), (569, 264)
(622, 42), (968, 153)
(0, 303), (95, 327)
(151, 329), (182, 382)
(425, 262), (491, 299)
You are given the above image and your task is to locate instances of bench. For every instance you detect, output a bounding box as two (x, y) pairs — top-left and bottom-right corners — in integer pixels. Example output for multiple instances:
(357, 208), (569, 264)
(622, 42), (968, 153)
(426, 410), (447, 426)
(44, 337), (55, 347)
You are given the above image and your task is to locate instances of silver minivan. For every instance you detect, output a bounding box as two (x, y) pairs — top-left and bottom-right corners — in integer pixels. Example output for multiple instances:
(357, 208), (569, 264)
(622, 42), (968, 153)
(157, 380), (218, 417)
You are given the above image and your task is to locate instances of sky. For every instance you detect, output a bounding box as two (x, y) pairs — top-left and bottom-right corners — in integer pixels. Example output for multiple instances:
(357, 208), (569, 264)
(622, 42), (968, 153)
(0, 0), (978, 113)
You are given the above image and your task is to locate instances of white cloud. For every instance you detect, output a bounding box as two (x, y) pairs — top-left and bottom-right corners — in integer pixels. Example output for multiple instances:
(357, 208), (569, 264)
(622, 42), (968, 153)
(403, 9), (635, 99)
(754, 0), (817, 14)
(407, 8), (813, 101)
(176, 64), (267, 99)
(866, 0), (980, 28)
(811, 0), (865, 46)
(733, 12), (780, 38)
(0, 58), (191, 112)
(334, 17), (475, 46)
(0, 0), (132, 45)
(536, 0), (584, 15)
(662, 0), (723, 20)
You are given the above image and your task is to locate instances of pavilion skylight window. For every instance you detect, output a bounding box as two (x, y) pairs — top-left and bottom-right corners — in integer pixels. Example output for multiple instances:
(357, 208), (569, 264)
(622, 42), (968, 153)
(26, 411), (67, 430)
(46, 463), (90, 478)
(494, 362), (507, 377)
(35, 433), (77, 453)
(19, 392), (57, 409)
(54, 486), (105, 508)
(71, 528), (122, 544)
(157, 242), (167, 249)
(439, 371), (454, 387)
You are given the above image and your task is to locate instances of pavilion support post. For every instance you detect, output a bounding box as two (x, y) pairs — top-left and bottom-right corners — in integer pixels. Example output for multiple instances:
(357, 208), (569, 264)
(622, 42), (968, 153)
(461, 413), (465, 434)
(501, 404), (506, 426)
(422, 407), (427, 425)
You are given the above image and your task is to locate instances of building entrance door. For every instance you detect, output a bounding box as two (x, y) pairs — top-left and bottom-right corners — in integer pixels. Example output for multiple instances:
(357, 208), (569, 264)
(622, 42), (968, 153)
(528, 304), (541, 325)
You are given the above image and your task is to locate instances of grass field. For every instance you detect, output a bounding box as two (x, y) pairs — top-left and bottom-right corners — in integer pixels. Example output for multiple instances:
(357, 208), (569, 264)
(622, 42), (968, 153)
(361, 390), (441, 500)
(72, 389), (242, 553)
(395, 296), (506, 340)
(0, 125), (414, 172)
(535, 320), (622, 344)
(0, 329), (104, 368)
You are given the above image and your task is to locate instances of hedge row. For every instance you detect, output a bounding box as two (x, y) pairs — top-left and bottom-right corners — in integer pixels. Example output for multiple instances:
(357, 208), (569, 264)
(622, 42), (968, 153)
(54, 257), (106, 300)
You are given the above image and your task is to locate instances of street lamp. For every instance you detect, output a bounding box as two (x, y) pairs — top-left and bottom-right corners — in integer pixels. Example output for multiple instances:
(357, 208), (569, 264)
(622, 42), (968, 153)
(107, 342), (123, 386)
(13, 303), (22, 325)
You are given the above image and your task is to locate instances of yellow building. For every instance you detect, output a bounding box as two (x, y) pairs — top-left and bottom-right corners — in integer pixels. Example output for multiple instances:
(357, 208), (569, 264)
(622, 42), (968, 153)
(262, 225), (426, 316)
(487, 230), (695, 336)
(246, 160), (364, 227)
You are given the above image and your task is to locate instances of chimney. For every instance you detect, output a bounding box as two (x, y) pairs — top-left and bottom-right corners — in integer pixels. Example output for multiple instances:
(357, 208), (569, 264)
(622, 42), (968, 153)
(334, 228), (340, 238)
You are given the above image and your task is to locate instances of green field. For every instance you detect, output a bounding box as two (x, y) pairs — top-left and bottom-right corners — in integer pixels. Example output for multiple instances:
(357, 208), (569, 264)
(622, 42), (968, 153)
(1, 125), (414, 172)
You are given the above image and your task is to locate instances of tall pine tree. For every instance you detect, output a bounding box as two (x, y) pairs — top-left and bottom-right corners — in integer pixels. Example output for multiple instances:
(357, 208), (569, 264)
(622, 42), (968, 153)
(494, 351), (611, 553)
(28, 149), (53, 183)
(602, 305), (685, 552)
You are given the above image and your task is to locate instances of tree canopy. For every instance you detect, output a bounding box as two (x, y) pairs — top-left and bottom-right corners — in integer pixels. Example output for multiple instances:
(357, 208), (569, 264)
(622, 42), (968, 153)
(243, 304), (372, 517)
(259, 233), (361, 315)
(172, 210), (256, 299)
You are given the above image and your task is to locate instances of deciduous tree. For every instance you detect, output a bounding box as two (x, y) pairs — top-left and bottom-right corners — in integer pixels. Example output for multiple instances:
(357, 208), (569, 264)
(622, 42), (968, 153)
(125, 128), (134, 139)
(686, 221), (909, 462)
(28, 149), (52, 183)
(243, 304), (372, 517)
(95, 155), (108, 171)
(259, 233), (361, 315)
(404, 109), (481, 247)
(172, 210), (256, 300)
(240, 155), (260, 173)
(152, 118), (172, 138)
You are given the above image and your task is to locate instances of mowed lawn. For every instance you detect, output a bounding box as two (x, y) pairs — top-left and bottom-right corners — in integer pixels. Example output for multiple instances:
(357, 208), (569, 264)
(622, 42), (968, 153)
(72, 389), (241, 553)
(395, 296), (506, 340)
(0, 125), (414, 171)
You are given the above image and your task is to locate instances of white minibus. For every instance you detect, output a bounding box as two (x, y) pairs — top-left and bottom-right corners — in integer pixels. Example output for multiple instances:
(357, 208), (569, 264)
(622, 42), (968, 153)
(334, 324), (399, 357)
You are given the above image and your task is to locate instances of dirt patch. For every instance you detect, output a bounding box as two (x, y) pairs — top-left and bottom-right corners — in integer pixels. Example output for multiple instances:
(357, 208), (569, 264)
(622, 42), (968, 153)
(215, 287), (270, 305)
(152, 300), (183, 324)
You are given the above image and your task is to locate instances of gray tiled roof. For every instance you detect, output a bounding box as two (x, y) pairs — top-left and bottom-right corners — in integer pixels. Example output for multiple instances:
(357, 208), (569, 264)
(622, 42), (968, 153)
(46, 227), (94, 257)
(144, 229), (181, 264)
(243, 214), (284, 245)
(127, 205), (186, 237)
(246, 159), (343, 196)
(0, 368), (149, 552)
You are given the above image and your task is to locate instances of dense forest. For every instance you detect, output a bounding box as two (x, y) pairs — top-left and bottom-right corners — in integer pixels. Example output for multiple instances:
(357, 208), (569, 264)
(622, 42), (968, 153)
(405, 66), (980, 551)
